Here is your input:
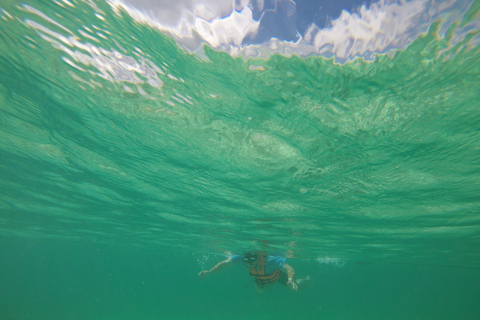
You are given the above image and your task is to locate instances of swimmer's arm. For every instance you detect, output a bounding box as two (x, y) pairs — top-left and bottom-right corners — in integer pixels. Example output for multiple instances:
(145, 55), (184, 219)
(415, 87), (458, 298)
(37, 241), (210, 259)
(282, 263), (298, 291)
(281, 263), (296, 281)
(198, 258), (234, 279)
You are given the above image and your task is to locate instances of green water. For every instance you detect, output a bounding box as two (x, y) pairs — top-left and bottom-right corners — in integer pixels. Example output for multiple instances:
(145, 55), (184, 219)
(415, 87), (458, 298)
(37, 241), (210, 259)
(0, 0), (479, 319)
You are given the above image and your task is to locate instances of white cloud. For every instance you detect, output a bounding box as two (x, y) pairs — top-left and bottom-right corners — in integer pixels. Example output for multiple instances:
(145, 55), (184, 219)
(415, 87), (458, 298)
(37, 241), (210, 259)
(109, 0), (474, 62)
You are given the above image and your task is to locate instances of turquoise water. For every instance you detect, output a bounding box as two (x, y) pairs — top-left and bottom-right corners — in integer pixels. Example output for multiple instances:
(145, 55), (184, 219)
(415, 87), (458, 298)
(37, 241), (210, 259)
(1, 0), (480, 319)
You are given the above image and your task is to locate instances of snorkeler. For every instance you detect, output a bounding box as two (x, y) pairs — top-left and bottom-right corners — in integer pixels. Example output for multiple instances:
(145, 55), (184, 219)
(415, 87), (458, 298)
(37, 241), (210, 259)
(198, 251), (311, 293)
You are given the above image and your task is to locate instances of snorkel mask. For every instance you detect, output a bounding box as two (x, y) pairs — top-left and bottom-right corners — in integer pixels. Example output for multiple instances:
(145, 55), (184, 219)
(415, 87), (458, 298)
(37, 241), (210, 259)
(242, 253), (258, 263)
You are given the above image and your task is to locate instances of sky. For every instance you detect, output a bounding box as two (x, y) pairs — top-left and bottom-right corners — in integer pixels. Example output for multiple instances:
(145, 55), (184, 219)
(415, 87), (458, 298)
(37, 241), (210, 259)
(117, 0), (373, 42)
(110, 0), (476, 61)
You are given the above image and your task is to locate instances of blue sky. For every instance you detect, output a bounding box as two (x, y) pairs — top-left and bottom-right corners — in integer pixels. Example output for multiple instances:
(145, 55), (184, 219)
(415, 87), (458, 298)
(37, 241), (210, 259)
(114, 0), (474, 60)
(244, 0), (372, 43)
(120, 0), (374, 44)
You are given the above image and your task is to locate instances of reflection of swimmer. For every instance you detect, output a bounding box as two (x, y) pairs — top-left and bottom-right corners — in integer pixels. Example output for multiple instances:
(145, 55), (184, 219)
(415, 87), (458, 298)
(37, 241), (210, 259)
(198, 251), (312, 293)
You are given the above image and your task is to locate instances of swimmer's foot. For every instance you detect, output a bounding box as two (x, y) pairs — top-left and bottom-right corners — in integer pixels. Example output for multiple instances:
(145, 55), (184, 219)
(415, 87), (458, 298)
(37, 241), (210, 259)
(296, 276), (313, 290)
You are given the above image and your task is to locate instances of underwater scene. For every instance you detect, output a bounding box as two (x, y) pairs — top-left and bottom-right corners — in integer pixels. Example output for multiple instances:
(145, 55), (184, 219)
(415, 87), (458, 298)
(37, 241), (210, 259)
(0, 0), (479, 319)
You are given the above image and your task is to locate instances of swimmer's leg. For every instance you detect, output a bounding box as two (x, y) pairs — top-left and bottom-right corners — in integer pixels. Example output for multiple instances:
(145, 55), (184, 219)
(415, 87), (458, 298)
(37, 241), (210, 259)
(296, 276), (313, 291)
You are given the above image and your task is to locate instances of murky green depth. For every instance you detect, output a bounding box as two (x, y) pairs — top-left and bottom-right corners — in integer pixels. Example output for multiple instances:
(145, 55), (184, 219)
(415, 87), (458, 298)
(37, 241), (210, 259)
(0, 0), (479, 319)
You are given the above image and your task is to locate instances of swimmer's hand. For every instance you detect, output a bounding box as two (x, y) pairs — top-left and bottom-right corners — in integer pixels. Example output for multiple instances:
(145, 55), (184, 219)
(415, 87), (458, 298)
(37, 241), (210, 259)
(287, 279), (298, 292)
(198, 270), (211, 279)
